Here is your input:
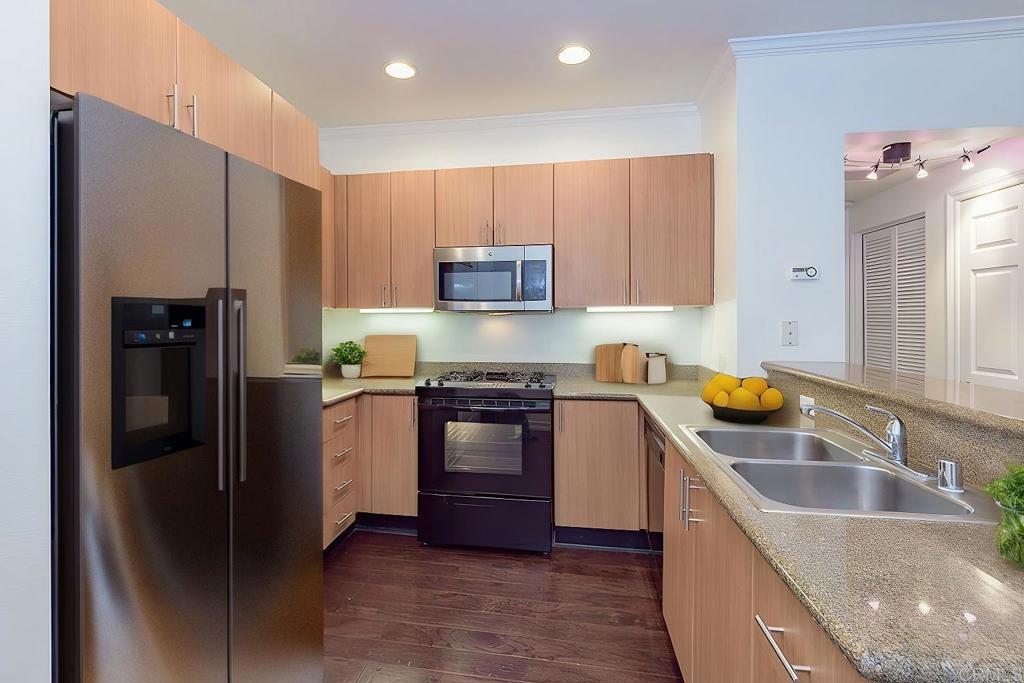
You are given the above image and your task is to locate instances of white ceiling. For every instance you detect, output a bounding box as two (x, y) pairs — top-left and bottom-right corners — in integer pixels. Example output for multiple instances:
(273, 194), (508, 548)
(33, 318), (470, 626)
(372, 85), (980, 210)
(844, 127), (1023, 202)
(160, 0), (1024, 127)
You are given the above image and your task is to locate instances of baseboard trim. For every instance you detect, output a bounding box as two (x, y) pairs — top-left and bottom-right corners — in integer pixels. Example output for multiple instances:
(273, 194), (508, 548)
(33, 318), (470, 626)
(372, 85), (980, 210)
(554, 526), (657, 551)
(355, 512), (418, 535)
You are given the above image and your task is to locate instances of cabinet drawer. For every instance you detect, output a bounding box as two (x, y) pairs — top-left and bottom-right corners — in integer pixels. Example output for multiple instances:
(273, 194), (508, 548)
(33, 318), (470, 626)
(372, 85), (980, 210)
(323, 481), (358, 548)
(322, 399), (357, 442)
(325, 456), (357, 509)
(323, 431), (356, 470)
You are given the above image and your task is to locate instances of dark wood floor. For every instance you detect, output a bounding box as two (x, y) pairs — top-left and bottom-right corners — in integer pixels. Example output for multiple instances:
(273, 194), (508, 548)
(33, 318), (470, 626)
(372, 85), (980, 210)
(324, 531), (682, 683)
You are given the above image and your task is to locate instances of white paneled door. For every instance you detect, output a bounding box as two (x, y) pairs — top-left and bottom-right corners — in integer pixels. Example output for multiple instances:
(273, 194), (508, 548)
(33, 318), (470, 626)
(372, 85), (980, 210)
(959, 182), (1024, 390)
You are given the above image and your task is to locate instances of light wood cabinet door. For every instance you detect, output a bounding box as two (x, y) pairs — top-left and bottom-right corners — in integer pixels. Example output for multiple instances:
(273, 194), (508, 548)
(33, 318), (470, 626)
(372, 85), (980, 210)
(662, 442), (698, 683)
(554, 400), (640, 530)
(435, 167), (493, 247)
(333, 174), (349, 308)
(320, 166), (335, 308)
(370, 395), (418, 516)
(176, 20), (231, 152)
(226, 60), (272, 168)
(630, 154), (714, 305)
(553, 159), (630, 307)
(752, 551), (868, 683)
(272, 92), (320, 189)
(390, 170), (436, 308)
(692, 479), (753, 683)
(494, 164), (553, 245)
(346, 174), (391, 308)
(51, 0), (177, 125)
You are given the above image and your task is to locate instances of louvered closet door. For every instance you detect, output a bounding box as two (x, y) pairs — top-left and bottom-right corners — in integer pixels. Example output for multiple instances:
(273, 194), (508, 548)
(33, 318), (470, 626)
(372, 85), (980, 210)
(862, 218), (925, 374)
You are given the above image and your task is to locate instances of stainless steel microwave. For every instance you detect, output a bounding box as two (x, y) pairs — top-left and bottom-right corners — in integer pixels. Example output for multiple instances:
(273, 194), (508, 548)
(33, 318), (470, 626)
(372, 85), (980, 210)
(434, 245), (553, 312)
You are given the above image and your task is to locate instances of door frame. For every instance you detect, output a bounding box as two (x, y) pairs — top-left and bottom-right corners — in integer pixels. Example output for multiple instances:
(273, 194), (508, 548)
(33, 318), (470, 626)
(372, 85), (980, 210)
(945, 169), (1024, 382)
(846, 211), (924, 368)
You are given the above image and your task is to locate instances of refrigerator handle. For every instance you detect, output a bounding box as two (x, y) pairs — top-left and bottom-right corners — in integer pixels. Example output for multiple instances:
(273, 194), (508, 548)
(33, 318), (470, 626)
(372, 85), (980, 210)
(217, 298), (225, 491)
(236, 299), (247, 483)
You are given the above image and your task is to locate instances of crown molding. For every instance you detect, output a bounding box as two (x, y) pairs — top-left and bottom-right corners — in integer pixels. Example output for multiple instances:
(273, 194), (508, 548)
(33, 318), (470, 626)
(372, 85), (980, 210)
(730, 15), (1024, 59)
(320, 102), (699, 141)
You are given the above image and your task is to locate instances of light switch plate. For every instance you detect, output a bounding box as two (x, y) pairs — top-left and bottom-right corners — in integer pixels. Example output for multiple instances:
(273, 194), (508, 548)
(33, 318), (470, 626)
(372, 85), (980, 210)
(781, 321), (799, 346)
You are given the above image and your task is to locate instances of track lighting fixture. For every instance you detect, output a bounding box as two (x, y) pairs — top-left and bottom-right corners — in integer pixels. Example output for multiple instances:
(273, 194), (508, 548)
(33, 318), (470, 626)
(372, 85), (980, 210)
(865, 162), (879, 181)
(960, 148), (975, 170)
(846, 142), (990, 181)
(915, 159), (928, 179)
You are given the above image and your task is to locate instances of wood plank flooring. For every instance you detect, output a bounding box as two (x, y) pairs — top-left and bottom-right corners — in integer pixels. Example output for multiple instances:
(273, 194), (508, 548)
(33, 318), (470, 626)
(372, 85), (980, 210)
(324, 531), (681, 683)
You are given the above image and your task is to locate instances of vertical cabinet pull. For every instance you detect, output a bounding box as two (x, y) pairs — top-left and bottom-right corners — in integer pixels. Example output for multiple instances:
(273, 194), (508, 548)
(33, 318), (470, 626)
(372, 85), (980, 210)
(635, 278), (641, 304)
(558, 402), (563, 432)
(392, 285), (398, 307)
(186, 95), (198, 137)
(166, 83), (179, 129)
(623, 280), (628, 305)
(754, 615), (811, 681)
(678, 471), (686, 521)
(687, 479), (705, 525)
(411, 397), (416, 425)
(380, 284), (386, 308)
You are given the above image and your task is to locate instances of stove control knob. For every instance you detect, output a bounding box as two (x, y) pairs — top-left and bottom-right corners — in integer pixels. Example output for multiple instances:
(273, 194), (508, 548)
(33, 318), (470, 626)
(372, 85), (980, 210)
(524, 382), (532, 388)
(424, 378), (432, 386)
(438, 380), (444, 386)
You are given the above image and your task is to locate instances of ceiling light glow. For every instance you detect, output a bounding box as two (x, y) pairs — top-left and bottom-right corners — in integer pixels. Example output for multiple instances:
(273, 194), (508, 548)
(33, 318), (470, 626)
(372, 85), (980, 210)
(358, 307), (433, 314)
(384, 61), (417, 79)
(557, 45), (592, 65)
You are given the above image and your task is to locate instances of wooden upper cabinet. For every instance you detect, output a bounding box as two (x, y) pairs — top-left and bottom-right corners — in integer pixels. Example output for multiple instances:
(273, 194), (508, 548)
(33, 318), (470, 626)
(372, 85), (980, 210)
(370, 396), (418, 516)
(51, 0), (177, 125)
(435, 167), (493, 247)
(493, 164), (553, 245)
(272, 92), (320, 189)
(554, 400), (640, 530)
(333, 175), (348, 308)
(630, 154), (714, 305)
(226, 60), (272, 168)
(176, 20), (231, 151)
(553, 159), (630, 307)
(320, 166), (335, 308)
(346, 174), (391, 309)
(390, 171), (436, 308)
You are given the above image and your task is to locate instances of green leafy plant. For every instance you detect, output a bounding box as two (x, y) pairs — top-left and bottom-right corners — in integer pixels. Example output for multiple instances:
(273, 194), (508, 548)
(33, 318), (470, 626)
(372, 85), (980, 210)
(986, 465), (1024, 568)
(287, 347), (321, 365)
(331, 340), (366, 366)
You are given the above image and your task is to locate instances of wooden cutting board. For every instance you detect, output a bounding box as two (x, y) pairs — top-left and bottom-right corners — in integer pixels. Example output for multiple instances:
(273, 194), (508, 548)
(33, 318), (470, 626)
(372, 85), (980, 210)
(361, 335), (417, 377)
(620, 344), (645, 384)
(595, 344), (625, 383)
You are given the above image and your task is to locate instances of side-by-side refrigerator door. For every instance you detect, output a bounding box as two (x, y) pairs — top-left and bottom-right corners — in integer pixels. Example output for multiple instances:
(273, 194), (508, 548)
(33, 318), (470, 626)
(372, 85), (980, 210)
(61, 94), (229, 683)
(226, 154), (323, 683)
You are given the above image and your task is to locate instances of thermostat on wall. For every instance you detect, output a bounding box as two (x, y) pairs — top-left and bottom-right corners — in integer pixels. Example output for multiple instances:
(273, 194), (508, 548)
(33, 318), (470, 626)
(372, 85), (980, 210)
(790, 266), (819, 280)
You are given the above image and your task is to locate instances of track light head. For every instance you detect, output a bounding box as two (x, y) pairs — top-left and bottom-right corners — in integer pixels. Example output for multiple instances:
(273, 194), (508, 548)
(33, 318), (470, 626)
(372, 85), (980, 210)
(915, 159), (928, 179)
(960, 149), (975, 170)
(866, 162), (879, 180)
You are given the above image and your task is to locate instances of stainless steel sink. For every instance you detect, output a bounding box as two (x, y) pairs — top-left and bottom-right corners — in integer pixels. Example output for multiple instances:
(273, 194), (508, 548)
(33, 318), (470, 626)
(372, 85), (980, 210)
(731, 461), (971, 516)
(693, 428), (862, 462)
(679, 425), (1001, 524)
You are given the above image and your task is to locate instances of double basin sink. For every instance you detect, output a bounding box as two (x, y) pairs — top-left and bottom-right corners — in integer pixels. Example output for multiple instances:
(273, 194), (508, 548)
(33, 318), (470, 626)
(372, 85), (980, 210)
(681, 427), (1000, 523)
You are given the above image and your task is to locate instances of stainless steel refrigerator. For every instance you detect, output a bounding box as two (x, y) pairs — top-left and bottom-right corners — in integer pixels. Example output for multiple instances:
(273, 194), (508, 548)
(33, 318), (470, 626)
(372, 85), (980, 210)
(53, 94), (323, 683)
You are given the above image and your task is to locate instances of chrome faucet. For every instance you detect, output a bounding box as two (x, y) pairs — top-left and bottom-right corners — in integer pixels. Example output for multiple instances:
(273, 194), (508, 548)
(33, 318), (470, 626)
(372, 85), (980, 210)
(800, 403), (932, 479)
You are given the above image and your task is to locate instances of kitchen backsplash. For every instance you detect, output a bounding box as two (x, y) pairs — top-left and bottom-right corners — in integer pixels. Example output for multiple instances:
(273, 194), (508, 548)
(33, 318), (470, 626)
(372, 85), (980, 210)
(322, 307), (703, 364)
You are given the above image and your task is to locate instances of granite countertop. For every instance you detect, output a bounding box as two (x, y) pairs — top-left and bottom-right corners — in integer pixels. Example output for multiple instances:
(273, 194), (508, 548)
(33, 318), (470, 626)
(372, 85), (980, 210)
(322, 371), (1024, 681)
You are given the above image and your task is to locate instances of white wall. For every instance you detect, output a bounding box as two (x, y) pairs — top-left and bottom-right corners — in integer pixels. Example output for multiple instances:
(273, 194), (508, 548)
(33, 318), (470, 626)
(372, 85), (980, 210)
(0, 2), (51, 681)
(323, 308), (703, 365)
(731, 20), (1024, 375)
(849, 136), (1024, 377)
(698, 51), (738, 375)
(320, 103), (702, 174)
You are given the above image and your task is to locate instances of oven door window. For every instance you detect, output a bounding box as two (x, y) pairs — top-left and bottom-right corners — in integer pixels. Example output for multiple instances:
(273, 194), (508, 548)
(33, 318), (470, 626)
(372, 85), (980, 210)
(438, 261), (517, 302)
(445, 420), (523, 475)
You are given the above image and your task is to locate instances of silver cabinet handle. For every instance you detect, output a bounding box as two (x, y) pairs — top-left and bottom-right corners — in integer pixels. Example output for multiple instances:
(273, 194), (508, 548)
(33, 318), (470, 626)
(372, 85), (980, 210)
(485, 219), (491, 245)
(558, 402), (563, 432)
(380, 284), (386, 307)
(334, 479), (354, 494)
(166, 83), (179, 128)
(635, 278), (641, 304)
(623, 280), (628, 305)
(496, 222), (503, 244)
(755, 615), (811, 681)
(334, 511), (354, 527)
(185, 94), (198, 137)
(333, 447), (353, 460)
(411, 398), (416, 425)
(392, 285), (398, 307)
(678, 472), (686, 522)
(334, 415), (353, 425)
(687, 479), (705, 525)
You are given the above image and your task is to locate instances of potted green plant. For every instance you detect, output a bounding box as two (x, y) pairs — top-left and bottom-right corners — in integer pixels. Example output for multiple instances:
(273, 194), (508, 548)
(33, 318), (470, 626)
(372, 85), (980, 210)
(332, 341), (366, 379)
(985, 464), (1024, 569)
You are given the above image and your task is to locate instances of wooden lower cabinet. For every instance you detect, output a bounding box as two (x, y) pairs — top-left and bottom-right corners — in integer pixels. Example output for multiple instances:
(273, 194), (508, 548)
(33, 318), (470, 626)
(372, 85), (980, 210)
(322, 398), (359, 548)
(554, 400), (640, 530)
(664, 442), (869, 683)
(369, 395), (418, 516)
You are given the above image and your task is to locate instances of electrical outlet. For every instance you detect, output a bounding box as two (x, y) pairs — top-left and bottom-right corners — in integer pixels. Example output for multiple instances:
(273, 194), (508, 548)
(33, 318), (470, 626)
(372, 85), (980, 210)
(781, 321), (799, 346)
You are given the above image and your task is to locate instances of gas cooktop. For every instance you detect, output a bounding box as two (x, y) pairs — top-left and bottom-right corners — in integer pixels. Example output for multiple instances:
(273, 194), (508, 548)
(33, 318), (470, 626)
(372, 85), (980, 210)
(416, 369), (555, 399)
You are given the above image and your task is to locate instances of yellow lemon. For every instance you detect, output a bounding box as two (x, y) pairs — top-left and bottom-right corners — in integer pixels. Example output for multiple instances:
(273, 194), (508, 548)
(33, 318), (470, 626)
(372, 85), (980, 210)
(712, 373), (742, 393)
(727, 387), (761, 411)
(712, 390), (730, 408)
(700, 380), (724, 404)
(760, 388), (784, 410)
(741, 376), (769, 396)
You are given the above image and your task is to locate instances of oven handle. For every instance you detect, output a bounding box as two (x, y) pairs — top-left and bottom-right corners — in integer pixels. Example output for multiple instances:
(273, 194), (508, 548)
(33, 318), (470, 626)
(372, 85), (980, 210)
(515, 260), (523, 302)
(417, 403), (552, 414)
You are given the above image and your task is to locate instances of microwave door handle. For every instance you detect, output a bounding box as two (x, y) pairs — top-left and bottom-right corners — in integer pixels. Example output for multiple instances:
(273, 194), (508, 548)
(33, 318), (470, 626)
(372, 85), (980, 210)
(515, 260), (523, 302)
(235, 299), (247, 483)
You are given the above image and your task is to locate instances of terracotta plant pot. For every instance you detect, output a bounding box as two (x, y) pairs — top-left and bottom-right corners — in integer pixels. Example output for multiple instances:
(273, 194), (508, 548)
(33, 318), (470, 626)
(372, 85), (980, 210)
(341, 364), (361, 379)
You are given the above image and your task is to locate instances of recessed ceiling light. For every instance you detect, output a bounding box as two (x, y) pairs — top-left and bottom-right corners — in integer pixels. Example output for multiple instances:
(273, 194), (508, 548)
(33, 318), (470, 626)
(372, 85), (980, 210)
(557, 45), (591, 65)
(384, 61), (417, 79)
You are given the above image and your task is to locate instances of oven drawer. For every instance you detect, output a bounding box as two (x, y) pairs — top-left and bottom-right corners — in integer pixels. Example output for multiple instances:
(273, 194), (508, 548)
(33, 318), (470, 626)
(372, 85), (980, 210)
(417, 492), (552, 553)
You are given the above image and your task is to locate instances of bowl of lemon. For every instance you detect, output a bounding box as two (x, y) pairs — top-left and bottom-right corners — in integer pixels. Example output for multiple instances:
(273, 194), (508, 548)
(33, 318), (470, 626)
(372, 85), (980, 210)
(700, 373), (784, 424)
